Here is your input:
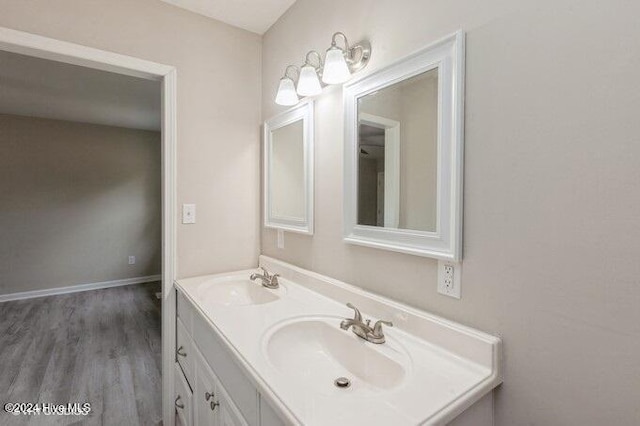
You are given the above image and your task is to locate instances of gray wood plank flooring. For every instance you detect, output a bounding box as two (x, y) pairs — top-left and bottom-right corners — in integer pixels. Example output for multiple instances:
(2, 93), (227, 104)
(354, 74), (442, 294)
(0, 283), (162, 426)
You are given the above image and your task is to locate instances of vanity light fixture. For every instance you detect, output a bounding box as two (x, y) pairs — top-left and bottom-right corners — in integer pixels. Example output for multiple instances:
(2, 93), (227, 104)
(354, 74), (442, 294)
(322, 32), (371, 84)
(274, 32), (371, 105)
(296, 51), (323, 97)
(275, 65), (300, 106)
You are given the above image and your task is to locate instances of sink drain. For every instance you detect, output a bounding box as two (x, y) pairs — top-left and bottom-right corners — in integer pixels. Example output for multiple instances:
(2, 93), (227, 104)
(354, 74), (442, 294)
(334, 377), (351, 388)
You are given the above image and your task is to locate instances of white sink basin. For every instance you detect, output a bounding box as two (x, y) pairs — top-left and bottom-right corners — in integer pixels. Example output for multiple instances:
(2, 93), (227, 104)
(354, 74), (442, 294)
(196, 276), (284, 306)
(262, 316), (410, 395)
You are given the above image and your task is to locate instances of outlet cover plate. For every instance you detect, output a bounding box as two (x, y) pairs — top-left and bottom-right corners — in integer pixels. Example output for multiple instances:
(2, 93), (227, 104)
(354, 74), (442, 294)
(438, 260), (461, 299)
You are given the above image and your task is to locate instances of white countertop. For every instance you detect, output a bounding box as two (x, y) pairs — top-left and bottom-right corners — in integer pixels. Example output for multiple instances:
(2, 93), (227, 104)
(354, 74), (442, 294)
(175, 256), (502, 425)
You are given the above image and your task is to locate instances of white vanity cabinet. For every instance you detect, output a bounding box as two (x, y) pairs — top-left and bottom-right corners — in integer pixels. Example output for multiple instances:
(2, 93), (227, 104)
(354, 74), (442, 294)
(176, 289), (285, 426)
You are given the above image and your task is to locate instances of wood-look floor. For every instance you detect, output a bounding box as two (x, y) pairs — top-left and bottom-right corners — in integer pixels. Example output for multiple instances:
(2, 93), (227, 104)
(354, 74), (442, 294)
(0, 283), (162, 426)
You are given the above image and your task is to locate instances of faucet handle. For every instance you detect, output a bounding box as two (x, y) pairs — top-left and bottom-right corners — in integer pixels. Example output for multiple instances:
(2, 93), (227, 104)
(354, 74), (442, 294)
(345, 303), (362, 322)
(270, 273), (280, 285)
(260, 266), (271, 278)
(371, 320), (393, 338)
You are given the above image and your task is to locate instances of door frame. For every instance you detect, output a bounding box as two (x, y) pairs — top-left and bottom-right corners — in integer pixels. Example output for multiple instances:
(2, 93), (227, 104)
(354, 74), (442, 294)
(0, 26), (178, 425)
(358, 112), (401, 228)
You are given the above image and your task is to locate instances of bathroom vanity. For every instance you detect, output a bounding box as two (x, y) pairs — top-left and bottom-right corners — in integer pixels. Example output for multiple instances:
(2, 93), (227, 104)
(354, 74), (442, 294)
(173, 256), (501, 426)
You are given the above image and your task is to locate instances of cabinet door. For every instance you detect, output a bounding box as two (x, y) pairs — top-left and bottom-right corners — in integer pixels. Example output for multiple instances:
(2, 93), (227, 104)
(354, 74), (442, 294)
(217, 381), (248, 426)
(219, 407), (245, 426)
(194, 357), (219, 426)
(193, 348), (249, 426)
(192, 312), (259, 424)
(175, 363), (193, 426)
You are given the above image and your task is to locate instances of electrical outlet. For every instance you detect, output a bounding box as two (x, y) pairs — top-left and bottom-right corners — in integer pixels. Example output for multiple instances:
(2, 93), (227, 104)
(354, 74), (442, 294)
(438, 260), (461, 299)
(128, 256), (136, 265)
(277, 229), (284, 249)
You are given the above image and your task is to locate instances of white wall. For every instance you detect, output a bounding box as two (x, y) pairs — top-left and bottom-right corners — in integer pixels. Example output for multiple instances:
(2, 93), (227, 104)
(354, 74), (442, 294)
(262, 1), (640, 425)
(0, 0), (262, 279)
(0, 114), (161, 295)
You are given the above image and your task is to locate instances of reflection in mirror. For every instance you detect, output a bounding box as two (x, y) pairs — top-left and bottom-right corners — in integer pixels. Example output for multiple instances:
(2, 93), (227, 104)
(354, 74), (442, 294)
(357, 68), (438, 232)
(271, 120), (304, 220)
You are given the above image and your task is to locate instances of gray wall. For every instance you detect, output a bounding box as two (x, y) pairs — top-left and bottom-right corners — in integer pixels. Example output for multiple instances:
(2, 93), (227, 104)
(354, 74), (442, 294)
(0, 0), (262, 279)
(0, 114), (161, 295)
(262, 1), (640, 425)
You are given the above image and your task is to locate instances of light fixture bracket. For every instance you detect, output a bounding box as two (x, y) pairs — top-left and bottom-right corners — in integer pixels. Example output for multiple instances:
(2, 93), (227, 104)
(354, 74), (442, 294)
(283, 65), (300, 82)
(347, 40), (371, 72)
(304, 51), (324, 72)
(302, 50), (326, 86)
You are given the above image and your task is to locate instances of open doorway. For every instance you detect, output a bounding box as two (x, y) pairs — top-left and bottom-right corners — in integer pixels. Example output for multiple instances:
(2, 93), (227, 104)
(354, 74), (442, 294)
(0, 28), (176, 425)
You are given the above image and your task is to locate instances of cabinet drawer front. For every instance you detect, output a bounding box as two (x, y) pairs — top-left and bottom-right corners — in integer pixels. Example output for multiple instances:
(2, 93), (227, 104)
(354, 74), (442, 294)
(177, 289), (194, 332)
(193, 308), (259, 425)
(174, 363), (193, 426)
(177, 317), (196, 388)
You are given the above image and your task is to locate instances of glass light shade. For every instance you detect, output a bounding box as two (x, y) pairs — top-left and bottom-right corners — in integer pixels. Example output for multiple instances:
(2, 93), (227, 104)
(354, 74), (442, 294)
(322, 47), (351, 84)
(296, 65), (322, 96)
(275, 77), (299, 106)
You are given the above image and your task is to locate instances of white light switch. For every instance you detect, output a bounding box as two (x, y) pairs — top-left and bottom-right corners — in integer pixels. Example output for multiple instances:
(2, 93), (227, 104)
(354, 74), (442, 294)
(182, 204), (196, 224)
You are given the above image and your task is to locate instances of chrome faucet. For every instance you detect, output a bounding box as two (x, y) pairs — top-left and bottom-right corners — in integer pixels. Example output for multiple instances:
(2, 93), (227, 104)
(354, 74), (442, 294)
(249, 267), (279, 289)
(340, 303), (393, 344)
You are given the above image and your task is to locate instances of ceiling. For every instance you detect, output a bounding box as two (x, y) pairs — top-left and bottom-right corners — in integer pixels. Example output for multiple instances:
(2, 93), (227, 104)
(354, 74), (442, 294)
(0, 50), (160, 131)
(359, 124), (385, 160)
(159, 0), (296, 34)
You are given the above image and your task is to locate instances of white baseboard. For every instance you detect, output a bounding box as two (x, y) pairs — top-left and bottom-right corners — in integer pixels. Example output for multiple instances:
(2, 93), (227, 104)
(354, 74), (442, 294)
(0, 274), (162, 303)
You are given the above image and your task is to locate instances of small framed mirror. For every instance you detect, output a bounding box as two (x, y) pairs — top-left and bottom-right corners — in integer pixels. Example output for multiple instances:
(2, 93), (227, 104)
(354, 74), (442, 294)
(343, 31), (464, 260)
(263, 101), (314, 234)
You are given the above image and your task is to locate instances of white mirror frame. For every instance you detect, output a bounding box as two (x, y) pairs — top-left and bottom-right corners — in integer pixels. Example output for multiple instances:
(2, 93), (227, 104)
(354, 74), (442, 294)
(343, 30), (464, 261)
(263, 100), (314, 234)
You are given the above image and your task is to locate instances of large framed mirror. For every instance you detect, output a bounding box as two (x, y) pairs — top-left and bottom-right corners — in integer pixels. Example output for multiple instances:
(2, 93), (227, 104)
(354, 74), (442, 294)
(343, 31), (464, 260)
(263, 100), (314, 234)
